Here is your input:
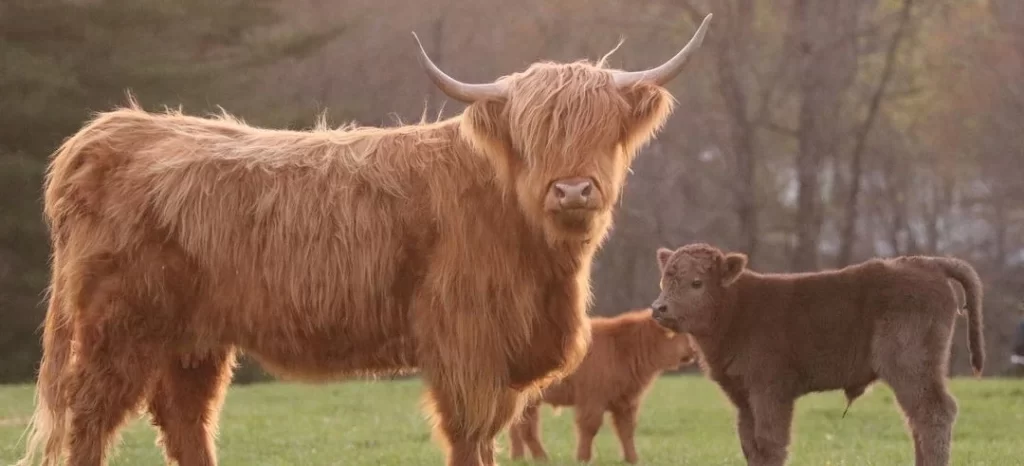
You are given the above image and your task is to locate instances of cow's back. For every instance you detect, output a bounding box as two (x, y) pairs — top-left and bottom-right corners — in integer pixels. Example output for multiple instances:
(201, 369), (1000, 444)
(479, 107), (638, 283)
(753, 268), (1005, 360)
(44, 108), (459, 372)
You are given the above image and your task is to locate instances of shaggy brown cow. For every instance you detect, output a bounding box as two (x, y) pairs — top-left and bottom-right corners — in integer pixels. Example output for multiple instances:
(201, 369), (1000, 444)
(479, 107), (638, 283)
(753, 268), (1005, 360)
(16, 15), (714, 466)
(507, 308), (695, 464)
(649, 243), (984, 466)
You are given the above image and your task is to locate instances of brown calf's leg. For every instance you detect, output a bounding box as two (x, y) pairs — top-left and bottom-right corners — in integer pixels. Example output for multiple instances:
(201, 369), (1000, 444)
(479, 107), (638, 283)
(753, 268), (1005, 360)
(736, 406), (757, 462)
(574, 405), (604, 463)
(148, 346), (236, 466)
(875, 307), (958, 466)
(508, 418), (526, 461)
(748, 392), (794, 466)
(887, 377), (957, 466)
(65, 321), (157, 466)
(609, 403), (640, 464)
(519, 403), (548, 461)
(723, 388), (756, 461)
(737, 407), (761, 460)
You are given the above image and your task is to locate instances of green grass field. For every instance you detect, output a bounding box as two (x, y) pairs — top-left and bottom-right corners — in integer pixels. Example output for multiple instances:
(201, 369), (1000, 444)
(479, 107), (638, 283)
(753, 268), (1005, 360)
(1, 375), (1021, 465)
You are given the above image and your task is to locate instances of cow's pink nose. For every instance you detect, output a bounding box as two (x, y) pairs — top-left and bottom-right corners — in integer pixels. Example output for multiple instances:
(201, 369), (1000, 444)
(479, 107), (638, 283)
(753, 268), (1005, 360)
(552, 179), (593, 209)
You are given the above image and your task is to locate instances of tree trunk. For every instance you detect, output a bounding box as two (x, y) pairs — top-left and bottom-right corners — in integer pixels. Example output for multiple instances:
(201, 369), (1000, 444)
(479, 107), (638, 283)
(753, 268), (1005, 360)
(712, 0), (760, 262)
(791, 0), (858, 272)
(836, 0), (913, 266)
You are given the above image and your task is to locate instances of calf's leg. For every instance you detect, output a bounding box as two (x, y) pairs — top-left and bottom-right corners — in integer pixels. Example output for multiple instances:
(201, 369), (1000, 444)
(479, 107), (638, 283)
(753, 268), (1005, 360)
(887, 377), (957, 466)
(723, 387), (756, 460)
(574, 405), (604, 463)
(508, 417), (526, 460)
(748, 392), (794, 466)
(610, 403), (640, 464)
(514, 402), (548, 461)
(148, 346), (236, 466)
(875, 305), (958, 466)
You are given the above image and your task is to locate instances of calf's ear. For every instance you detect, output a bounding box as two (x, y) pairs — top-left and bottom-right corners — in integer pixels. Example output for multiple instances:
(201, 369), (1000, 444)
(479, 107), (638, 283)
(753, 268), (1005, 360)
(721, 253), (747, 286)
(656, 247), (674, 272)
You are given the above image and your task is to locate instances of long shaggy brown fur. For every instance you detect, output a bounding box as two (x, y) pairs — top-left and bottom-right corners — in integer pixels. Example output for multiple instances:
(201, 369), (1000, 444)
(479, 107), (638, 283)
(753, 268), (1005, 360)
(507, 309), (695, 464)
(18, 55), (678, 466)
(650, 243), (984, 466)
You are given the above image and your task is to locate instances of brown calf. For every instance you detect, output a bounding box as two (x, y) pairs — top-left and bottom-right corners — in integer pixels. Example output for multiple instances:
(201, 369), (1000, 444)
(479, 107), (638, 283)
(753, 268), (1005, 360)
(507, 308), (696, 464)
(650, 243), (983, 466)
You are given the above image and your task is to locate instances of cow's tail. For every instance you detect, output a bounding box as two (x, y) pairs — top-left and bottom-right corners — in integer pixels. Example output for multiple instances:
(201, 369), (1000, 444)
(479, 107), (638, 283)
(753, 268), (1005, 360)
(17, 256), (74, 466)
(932, 257), (985, 377)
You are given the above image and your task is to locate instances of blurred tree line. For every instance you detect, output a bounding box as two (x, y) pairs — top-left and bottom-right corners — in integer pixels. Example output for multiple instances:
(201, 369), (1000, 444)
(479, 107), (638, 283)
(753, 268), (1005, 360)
(1, 0), (1021, 383)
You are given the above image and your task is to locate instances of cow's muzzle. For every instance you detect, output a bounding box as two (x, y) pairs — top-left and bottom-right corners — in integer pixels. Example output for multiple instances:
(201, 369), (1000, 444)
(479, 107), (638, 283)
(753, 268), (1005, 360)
(545, 177), (601, 212)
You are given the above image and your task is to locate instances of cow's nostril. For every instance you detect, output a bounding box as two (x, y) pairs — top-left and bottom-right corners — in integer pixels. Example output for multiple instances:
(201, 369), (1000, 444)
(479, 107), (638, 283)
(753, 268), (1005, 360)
(580, 183), (592, 198)
(553, 185), (566, 199)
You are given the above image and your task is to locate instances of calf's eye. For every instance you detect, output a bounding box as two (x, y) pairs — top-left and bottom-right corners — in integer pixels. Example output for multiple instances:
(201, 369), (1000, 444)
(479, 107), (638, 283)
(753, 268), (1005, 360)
(691, 279), (703, 289)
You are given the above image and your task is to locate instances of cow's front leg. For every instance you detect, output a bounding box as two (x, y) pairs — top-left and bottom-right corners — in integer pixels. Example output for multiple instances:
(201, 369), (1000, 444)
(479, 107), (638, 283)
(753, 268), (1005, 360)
(423, 373), (521, 466)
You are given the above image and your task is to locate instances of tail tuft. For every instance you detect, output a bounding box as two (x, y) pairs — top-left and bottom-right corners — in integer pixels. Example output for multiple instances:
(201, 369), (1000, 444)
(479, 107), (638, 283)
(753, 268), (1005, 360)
(16, 272), (73, 466)
(932, 257), (985, 375)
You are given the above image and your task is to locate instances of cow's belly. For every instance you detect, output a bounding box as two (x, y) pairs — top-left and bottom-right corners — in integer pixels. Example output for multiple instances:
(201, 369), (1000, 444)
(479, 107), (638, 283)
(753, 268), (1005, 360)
(241, 331), (419, 382)
(226, 306), (419, 382)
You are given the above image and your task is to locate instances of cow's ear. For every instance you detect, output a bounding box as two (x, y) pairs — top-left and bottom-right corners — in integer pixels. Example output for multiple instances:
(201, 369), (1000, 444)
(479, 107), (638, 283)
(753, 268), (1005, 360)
(656, 247), (674, 272)
(721, 253), (747, 286)
(620, 83), (675, 155)
(462, 99), (518, 186)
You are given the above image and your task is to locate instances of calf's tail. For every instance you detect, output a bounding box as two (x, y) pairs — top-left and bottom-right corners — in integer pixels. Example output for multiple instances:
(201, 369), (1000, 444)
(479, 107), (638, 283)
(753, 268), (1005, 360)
(933, 257), (985, 376)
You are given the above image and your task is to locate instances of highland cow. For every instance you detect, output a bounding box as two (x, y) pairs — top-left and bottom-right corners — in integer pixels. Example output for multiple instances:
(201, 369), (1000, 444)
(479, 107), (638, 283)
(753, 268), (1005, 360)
(507, 308), (695, 464)
(649, 243), (984, 466)
(16, 15), (714, 466)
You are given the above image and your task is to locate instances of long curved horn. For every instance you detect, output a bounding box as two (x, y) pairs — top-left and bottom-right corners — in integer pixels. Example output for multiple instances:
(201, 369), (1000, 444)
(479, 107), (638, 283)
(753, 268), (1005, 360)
(412, 32), (508, 103)
(612, 13), (713, 89)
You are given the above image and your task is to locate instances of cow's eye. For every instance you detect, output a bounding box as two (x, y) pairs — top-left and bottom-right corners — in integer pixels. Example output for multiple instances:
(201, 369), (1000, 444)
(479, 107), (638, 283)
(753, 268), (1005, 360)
(691, 279), (703, 289)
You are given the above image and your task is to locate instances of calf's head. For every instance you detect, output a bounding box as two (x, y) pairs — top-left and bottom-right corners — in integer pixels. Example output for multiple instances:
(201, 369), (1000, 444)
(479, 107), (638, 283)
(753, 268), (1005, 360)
(653, 323), (698, 370)
(413, 15), (712, 242)
(650, 243), (747, 335)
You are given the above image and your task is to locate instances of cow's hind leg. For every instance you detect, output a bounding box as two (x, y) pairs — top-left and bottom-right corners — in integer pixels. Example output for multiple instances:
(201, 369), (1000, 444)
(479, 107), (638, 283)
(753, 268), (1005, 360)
(65, 311), (158, 465)
(148, 346), (236, 466)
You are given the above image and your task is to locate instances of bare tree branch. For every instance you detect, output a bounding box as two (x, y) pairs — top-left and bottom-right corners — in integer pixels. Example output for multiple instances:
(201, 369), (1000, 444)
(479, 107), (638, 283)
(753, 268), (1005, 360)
(836, 0), (914, 266)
